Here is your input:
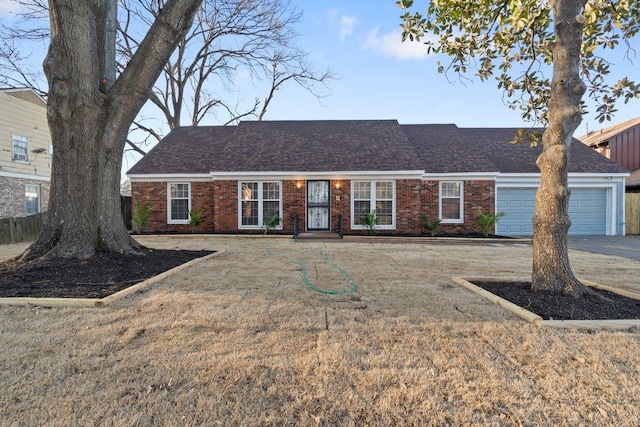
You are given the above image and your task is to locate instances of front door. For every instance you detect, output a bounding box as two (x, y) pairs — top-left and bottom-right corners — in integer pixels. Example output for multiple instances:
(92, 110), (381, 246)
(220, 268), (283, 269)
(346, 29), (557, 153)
(307, 180), (330, 230)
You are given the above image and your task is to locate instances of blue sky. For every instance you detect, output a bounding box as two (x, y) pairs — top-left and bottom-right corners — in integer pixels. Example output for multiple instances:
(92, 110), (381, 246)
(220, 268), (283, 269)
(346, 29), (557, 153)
(260, 1), (639, 137)
(1, 0), (637, 139)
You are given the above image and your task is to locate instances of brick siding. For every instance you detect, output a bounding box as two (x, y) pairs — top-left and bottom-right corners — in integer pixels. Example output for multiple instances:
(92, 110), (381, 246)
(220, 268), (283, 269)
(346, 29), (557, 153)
(131, 179), (496, 236)
(0, 176), (50, 218)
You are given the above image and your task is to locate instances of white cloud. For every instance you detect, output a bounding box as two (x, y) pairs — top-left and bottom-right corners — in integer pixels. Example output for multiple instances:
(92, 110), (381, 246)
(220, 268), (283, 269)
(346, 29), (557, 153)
(363, 26), (432, 60)
(339, 15), (358, 41)
(325, 9), (358, 42)
(0, 0), (24, 17)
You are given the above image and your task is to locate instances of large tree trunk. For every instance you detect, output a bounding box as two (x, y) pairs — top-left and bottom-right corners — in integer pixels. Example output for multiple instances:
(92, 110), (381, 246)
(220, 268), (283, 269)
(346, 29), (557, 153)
(531, 0), (587, 296)
(23, 0), (202, 260)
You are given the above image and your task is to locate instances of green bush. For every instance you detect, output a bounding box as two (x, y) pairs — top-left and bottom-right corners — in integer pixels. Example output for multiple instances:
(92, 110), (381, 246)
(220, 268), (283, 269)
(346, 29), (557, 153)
(189, 208), (205, 230)
(420, 215), (441, 236)
(476, 209), (505, 236)
(132, 202), (153, 233)
(263, 214), (281, 235)
(363, 209), (380, 235)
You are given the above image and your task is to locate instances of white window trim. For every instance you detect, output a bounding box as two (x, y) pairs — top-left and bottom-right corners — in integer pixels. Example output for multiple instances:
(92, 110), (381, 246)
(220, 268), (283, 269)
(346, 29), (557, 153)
(12, 134), (29, 162)
(25, 184), (40, 215)
(350, 180), (396, 230)
(237, 181), (283, 230)
(439, 181), (464, 224)
(167, 182), (191, 224)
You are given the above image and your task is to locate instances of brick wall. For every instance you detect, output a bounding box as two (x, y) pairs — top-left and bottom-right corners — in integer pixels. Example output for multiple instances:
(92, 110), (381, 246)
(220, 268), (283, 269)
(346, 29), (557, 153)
(396, 179), (424, 234)
(131, 178), (497, 236)
(211, 180), (237, 231)
(0, 175), (50, 219)
(331, 180), (350, 233)
(283, 180), (305, 233)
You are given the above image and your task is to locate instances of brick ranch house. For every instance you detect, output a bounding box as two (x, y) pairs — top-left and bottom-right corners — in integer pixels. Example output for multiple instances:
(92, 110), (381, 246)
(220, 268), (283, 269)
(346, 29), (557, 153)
(127, 120), (628, 237)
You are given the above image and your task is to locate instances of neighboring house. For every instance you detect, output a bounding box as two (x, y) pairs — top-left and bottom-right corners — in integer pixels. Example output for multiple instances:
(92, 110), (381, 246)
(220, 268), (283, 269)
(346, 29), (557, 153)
(0, 88), (51, 218)
(578, 117), (640, 192)
(127, 120), (628, 237)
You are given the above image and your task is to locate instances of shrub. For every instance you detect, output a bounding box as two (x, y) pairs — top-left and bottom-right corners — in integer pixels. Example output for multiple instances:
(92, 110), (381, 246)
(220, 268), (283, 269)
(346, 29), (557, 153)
(263, 214), (281, 235)
(420, 215), (441, 236)
(189, 208), (205, 231)
(363, 209), (380, 235)
(476, 209), (505, 236)
(132, 202), (153, 233)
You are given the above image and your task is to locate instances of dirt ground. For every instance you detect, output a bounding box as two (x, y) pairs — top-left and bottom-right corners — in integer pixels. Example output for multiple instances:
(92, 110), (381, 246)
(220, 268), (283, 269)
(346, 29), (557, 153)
(1, 235), (639, 426)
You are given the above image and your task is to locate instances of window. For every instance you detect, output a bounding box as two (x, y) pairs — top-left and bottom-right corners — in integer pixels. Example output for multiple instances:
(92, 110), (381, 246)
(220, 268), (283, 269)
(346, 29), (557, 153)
(25, 185), (40, 215)
(239, 181), (282, 228)
(12, 134), (28, 162)
(351, 180), (395, 229)
(440, 181), (463, 223)
(168, 183), (190, 223)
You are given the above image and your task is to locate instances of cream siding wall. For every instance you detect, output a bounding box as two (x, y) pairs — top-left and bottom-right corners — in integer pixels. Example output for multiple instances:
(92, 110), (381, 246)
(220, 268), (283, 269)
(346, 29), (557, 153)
(0, 90), (51, 177)
(0, 90), (52, 218)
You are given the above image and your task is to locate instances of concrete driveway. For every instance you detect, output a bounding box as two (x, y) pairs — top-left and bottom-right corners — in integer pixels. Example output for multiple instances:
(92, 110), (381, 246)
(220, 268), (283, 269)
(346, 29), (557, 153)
(568, 235), (640, 261)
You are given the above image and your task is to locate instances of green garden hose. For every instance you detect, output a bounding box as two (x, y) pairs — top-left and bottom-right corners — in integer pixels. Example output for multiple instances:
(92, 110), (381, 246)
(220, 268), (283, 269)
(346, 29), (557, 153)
(267, 248), (358, 295)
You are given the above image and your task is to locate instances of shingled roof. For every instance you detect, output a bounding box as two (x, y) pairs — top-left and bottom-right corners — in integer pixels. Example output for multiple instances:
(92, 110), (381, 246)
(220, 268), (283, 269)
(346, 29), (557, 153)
(127, 120), (628, 176)
(578, 117), (640, 148)
(457, 128), (628, 174)
(128, 120), (423, 174)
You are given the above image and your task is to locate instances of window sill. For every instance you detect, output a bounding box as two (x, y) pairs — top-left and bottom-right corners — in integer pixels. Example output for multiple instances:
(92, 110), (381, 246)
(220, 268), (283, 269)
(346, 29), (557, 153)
(239, 226), (283, 230)
(351, 226), (396, 230)
(440, 219), (463, 224)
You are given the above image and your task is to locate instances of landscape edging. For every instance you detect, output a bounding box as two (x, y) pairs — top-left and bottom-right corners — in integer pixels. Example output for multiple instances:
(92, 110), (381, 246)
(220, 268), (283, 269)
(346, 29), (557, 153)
(452, 276), (640, 331)
(0, 250), (225, 308)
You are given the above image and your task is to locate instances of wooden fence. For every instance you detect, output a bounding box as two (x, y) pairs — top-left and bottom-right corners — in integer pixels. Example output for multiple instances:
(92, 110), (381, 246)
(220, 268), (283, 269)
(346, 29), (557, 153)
(1, 197), (133, 245)
(121, 196), (132, 230)
(0, 212), (46, 245)
(626, 193), (640, 235)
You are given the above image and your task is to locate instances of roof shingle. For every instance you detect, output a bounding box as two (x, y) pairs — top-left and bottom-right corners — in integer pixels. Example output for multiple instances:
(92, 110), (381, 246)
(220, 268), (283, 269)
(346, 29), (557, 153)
(127, 120), (627, 176)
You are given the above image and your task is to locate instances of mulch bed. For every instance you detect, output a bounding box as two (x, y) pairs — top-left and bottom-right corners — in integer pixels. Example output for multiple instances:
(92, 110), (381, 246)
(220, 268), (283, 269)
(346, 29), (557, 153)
(2, 250), (639, 321)
(473, 281), (640, 320)
(0, 248), (213, 299)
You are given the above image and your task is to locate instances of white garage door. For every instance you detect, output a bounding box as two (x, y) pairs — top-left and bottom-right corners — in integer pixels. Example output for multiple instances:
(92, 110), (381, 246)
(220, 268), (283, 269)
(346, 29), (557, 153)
(496, 187), (608, 236)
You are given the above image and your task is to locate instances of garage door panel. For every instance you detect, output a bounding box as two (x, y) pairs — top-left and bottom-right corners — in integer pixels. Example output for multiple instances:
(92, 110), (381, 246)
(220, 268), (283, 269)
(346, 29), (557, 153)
(570, 189), (607, 235)
(497, 187), (607, 236)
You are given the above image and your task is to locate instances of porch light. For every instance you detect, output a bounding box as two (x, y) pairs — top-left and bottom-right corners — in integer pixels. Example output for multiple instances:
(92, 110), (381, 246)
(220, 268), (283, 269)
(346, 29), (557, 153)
(335, 181), (341, 189)
(296, 181), (302, 189)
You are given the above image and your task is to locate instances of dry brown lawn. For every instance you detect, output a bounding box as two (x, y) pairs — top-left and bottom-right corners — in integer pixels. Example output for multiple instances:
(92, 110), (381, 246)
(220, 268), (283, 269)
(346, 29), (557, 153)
(1, 235), (639, 426)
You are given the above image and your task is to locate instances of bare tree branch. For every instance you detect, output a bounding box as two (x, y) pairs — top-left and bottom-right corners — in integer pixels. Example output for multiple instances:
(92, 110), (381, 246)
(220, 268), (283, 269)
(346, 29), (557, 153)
(258, 50), (335, 120)
(118, 0), (334, 151)
(125, 138), (148, 156)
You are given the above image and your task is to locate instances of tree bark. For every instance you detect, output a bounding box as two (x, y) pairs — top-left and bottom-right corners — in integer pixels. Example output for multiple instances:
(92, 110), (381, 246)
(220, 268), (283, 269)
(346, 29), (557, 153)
(531, 0), (587, 296)
(23, 0), (202, 260)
